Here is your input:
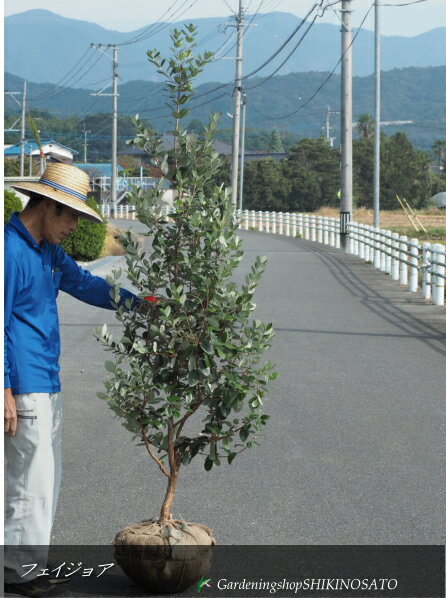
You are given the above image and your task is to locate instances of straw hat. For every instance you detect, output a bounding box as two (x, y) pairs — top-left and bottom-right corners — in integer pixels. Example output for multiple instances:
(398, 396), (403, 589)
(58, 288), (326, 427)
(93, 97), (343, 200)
(11, 163), (103, 223)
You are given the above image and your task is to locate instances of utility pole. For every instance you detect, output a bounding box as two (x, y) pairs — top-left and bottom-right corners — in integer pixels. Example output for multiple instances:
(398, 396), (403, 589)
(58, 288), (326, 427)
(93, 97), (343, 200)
(90, 43), (119, 218)
(83, 124), (91, 163)
(20, 81), (27, 177)
(230, 0), (244, 209)
(340, 0), (353, 251)
(111, 46), (118, 219)
(6, 83), (28, 176)
(239, 92), (247, 213)
(373, 0), (381, 229)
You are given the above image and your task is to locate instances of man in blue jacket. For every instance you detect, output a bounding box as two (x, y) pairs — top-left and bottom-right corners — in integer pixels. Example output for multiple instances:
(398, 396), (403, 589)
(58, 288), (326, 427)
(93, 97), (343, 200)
(4, 163), (138, 596)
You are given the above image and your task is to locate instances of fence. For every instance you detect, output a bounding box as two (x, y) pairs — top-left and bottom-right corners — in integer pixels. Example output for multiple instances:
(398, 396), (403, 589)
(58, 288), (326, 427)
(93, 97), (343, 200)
(100, 205), (445, 307)
(238, 210), (445, 307)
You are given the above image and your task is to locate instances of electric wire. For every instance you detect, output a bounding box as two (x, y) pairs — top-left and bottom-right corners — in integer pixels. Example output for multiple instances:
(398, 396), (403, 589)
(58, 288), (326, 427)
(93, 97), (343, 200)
(116, 0), (185, 46)
(118, 0), (200, 47)
(242, 0), (322, 81)
(251, 2), (374, 121)
(244, 9), (321, 90)
(29, 50), (102, 103)
(29, 51), (106, 105)
(28, 47), (94, 101)
(168, 0), (265, 104)
(381, 0), (427, 5)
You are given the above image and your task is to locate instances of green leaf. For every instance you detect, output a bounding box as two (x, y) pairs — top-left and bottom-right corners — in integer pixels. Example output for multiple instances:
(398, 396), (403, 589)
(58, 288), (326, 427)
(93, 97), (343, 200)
(105, 361), (115, 373)
(239, 426), (249, 442)
(200, 340), (214, 355)
(204, 457), (213, 471)
(188, 370), (200, 386)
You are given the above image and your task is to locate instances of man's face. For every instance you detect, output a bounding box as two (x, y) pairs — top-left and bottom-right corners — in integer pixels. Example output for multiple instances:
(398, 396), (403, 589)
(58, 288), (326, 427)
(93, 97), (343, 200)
(42, 200), (79, 244)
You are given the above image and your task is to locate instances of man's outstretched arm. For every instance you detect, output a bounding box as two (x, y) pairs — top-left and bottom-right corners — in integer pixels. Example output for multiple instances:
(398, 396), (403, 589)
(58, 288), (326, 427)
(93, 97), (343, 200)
(53, 245), (139, 309)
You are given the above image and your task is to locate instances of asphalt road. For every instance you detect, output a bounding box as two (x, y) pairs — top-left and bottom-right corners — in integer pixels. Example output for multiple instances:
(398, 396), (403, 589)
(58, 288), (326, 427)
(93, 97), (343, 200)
(53, 221), (446, 548)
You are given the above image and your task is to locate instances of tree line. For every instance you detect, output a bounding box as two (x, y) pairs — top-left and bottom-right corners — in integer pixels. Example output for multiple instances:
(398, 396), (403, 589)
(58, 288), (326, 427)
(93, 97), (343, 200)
(215, 132), (446, 213)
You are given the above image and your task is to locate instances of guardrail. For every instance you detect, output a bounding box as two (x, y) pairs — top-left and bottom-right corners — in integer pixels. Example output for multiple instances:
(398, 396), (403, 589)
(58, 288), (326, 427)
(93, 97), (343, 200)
(238, 210), (444, 306)
(347, 222), (445, 306)
(239, 210), (342, 248)
(100, 204), (170, 219)
(100, 205), (445, 307)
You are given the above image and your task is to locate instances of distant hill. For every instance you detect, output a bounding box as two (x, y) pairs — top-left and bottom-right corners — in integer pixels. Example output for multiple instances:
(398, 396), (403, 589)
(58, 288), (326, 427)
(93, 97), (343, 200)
(5, 9), (446, 86)
(5, 65), (446, 151)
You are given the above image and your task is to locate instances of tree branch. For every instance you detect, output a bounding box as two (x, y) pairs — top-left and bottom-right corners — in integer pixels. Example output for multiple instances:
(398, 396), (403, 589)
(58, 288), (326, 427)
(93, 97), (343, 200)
(141, 427), (169, 477)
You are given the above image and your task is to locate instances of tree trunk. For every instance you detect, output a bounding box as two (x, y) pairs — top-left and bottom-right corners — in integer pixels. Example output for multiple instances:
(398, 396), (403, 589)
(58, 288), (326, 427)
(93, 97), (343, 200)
(159, 420), (178, 522)
(159, 470), (178, 522)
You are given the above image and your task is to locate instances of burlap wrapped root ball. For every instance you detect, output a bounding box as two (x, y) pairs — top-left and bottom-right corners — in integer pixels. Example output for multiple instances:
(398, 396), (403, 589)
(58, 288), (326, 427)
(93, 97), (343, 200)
(113, 520), (216, 594)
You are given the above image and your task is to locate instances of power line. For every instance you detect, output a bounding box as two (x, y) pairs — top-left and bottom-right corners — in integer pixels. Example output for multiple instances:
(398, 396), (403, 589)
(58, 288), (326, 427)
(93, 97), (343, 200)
(245, 9), (320, 90)
(251, 2), (374, 121)
(117, 0), (185, 46)
(29, 49), (103, 103)
(118, 0), (200, 46)
(28, 47), (94, 102)
(243, 0), (322, 81)
(381, 0), (427, 5)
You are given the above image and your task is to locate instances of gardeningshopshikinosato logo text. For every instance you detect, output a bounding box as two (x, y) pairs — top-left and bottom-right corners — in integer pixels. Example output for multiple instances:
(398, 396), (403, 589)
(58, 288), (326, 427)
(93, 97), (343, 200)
(211, 577), (398, 593)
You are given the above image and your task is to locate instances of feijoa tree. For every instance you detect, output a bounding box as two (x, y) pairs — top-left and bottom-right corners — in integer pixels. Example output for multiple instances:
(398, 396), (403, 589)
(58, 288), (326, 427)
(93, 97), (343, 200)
(96, 25), (276, 524)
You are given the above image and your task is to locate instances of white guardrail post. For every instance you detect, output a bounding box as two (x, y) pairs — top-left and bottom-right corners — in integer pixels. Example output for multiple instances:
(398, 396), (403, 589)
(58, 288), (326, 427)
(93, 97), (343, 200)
(278, 212), (283, 235)
(272, 212), (277, 234)
(310, 215), (316, 242)
(409, 239), (419, 293)
(431, 244), (445, 306)
(421, 242), (431, 301)
(380, 230), (387, 273)
(352, 223), (359, 256)
(323, 217), (329, 245)
(303, 215), (309, 240)
(399, 236), (408, 286)
(285, 212), (290, 236)
(358, 224), (364, 259)
(329, 218), (335, 247)
(251, 210), (256, 230)
(391, 232), (400, 281)
(364, 225), (370, 262)
(298, 214), (303, 237)
(374, 229), (381, 270)
(258, 211), (263, 232)
(291, 213), (297, 237)
(317, 217), (323, 244)
(385, 231), (392, 274)
(265, 212), (270, 233)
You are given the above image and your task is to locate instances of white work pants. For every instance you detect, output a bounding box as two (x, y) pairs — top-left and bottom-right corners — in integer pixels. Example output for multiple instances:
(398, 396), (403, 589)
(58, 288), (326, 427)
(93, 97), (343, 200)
(4, 393), (63, 583)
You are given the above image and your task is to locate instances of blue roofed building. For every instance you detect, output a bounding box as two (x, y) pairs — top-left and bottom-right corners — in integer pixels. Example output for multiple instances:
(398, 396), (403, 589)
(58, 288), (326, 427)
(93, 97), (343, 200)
(4, 139), (78, 164)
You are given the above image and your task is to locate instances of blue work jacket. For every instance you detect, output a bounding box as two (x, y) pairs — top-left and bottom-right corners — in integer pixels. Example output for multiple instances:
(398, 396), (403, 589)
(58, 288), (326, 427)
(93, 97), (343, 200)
(4, 212), (137, 395)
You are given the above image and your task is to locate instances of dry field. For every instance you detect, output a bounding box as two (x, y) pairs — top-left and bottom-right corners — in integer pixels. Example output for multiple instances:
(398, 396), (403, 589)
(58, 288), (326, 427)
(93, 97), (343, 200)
(314, 207), (446, 244)
(315, 207), (446, 229)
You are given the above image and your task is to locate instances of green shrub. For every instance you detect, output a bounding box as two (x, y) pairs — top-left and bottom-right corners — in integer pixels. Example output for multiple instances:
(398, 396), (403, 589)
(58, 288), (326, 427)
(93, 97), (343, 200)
(4, 189), (23, 224)
(61, 197), (106, 261)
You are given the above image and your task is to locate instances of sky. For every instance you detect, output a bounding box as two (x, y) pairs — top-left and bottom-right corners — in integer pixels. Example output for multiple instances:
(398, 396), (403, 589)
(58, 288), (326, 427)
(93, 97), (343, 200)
(3, 0), (446, 37)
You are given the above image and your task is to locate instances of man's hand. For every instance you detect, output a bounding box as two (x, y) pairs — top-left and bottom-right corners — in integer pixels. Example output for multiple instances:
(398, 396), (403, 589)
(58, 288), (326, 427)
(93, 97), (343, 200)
(4, 388), (17, 437)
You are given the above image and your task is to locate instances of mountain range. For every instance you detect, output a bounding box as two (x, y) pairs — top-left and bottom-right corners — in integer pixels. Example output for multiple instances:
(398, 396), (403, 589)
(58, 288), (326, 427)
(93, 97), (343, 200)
(5, 9), (446, 86)
(5, 64), (446, 152)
